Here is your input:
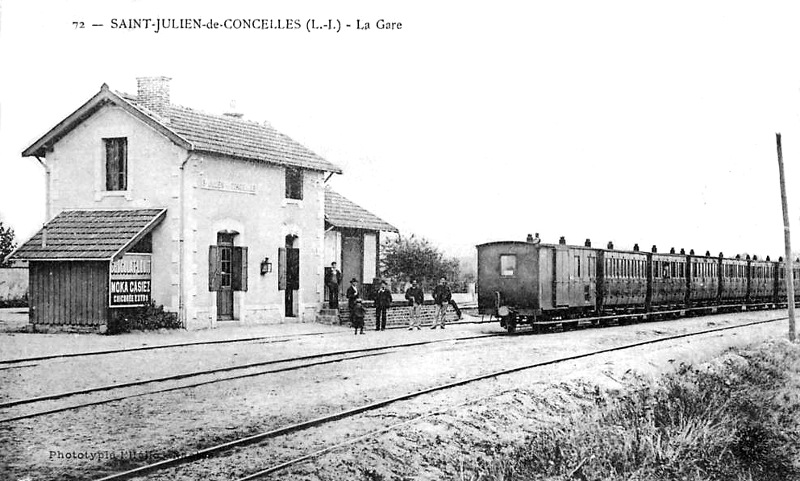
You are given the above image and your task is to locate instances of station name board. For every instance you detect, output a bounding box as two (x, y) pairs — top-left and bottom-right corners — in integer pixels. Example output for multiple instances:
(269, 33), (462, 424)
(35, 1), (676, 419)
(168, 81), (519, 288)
(109, 254), (152, 307)
(200, 177), (257, 195)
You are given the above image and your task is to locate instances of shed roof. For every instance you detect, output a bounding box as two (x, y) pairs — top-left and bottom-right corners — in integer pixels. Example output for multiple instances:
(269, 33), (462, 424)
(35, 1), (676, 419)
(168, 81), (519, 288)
(325, 187), (398, 233)
(11, 209), (166, 261)
(22, 84), (342, 174)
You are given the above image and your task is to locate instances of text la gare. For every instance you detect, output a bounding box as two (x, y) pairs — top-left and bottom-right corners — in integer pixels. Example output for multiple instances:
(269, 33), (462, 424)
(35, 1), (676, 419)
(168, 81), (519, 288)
(357, 19), (402, 30)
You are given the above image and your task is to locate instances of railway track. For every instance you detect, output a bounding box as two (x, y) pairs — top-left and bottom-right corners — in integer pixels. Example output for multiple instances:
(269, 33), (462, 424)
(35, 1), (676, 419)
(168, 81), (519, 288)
(0, 330), (339, 365)
(0, 316), (494, 366)
(90, 315), (787, 481)
(1, 306), (786, 423)
(0, 332), (503, 423)
(2, 302), (778, 366)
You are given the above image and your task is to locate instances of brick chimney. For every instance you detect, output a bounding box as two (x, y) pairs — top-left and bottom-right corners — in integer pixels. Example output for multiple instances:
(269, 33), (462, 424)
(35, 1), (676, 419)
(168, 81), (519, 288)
(136, 76), (171, 120)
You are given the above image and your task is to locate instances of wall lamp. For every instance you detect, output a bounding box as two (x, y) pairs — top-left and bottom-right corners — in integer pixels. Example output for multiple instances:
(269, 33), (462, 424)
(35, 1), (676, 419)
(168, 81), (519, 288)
(260, 257), (272, 275)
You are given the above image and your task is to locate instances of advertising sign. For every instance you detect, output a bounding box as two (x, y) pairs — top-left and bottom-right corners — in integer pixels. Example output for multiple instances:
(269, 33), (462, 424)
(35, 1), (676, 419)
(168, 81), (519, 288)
(109, 254), (152, 307)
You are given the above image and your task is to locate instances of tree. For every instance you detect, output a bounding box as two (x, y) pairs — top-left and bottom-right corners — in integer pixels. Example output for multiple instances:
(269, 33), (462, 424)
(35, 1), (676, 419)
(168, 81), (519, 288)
(381, 234), (460, 291)
(0, 222), (17, 267)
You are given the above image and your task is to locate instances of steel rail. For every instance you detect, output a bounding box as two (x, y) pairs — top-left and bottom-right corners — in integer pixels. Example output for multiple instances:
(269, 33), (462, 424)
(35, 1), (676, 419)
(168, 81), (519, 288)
(0, 302), (782, 365)
(91, 315), (786, 481)
(0, 330), (338, 365)
(0, 333), (502, 420)
(0, 351), (390, 424)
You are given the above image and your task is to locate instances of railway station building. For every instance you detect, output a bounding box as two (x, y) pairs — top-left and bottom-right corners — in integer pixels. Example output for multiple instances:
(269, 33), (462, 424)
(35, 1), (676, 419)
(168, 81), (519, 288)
(12, 77), (396, 331)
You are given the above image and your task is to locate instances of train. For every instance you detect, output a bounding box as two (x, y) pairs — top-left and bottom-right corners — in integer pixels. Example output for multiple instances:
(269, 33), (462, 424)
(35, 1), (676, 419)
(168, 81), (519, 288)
(476, 236), (800, 332)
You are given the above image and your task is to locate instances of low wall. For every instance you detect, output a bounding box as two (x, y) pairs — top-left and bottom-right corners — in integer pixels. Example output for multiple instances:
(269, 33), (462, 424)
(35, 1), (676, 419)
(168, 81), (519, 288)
(0, 268), (28, 307)
(336, 300), (460, 329)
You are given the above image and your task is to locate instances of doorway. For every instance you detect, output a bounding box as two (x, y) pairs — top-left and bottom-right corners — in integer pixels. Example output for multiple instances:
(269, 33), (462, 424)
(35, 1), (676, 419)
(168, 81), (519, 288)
(342, 232), (363, 288)
(217, 233), (235, 320)
(285, 235), (299, 317)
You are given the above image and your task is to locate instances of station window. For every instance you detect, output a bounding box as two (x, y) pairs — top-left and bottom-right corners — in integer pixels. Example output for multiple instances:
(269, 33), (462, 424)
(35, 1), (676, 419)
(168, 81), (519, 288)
(285, 167), (303, 200)
(104, 137), (128, 191)
(500, 255), (516, 276)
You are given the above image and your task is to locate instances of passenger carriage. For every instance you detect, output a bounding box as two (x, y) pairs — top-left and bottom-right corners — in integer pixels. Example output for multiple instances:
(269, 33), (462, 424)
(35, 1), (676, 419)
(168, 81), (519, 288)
(720, 255), (748, 305)
(476, 238), (600, 332)
(688, 252), (719, 306)
(649, 249), (689, 309)
(749, 257), (776, 304)
(599, 244), (648, 313)
(777, 259), (800, 302)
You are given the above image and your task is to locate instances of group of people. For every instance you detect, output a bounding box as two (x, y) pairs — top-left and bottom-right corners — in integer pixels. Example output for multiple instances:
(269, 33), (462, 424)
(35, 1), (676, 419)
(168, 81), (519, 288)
(324, 262), (461, 335)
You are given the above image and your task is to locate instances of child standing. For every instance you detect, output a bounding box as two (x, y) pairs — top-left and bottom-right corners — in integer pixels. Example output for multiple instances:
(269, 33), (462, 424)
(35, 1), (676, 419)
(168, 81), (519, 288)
(352, 299), (366, 335)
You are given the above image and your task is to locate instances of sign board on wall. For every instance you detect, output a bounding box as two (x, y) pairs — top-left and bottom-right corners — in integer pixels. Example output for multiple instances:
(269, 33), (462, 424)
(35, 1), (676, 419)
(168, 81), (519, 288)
(109, 253), (152, 307)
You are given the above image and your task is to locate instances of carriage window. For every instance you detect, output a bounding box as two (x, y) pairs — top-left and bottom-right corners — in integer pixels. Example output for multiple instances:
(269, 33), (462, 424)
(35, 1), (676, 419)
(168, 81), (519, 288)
(500, 255), (516, 276)
(575, 256), (581, 277)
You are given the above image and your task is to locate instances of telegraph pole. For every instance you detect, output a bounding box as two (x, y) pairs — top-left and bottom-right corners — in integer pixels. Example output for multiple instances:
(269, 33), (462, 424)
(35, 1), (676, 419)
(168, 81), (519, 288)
(776, 133), (796, 342)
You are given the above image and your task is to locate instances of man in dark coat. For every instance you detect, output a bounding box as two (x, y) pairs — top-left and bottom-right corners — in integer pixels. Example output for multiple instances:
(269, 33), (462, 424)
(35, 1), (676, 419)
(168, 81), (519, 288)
(374, 280), (392, 331)
(346, 278), (360, 325)
(325, 262), (343, 309)
(432, 277), (452, 329)
(405, 279), (424, 330)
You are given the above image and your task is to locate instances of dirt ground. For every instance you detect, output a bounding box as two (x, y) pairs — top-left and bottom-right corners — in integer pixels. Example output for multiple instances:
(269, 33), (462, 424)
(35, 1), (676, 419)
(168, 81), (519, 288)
(0, 309), (792, 481)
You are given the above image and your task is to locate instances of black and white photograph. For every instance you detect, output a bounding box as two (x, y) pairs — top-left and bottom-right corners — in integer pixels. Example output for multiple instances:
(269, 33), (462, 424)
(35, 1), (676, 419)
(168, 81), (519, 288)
(1, 1), (800, 479)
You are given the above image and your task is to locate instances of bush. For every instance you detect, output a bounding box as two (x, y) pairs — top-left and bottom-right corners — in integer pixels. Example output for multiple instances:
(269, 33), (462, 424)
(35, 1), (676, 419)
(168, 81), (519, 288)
(458, 340), (800, 481)
(107, 302), (182, 334)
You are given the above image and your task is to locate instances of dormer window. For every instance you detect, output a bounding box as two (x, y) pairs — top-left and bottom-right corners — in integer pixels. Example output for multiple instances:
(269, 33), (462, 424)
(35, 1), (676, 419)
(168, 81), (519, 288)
(104, 137), (128, 191)
(285, 167), (303, 200)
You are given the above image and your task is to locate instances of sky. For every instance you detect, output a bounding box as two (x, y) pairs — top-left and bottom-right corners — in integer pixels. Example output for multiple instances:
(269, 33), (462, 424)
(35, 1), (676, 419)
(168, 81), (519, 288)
(1, 0), (800, 261)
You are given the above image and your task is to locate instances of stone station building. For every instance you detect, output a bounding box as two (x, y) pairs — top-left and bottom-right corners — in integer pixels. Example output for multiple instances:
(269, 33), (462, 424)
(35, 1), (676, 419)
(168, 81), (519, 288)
(12, 76), (397, 331)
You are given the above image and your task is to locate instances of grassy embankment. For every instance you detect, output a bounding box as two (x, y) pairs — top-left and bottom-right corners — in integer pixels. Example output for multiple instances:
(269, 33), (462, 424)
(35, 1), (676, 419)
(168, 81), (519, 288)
(458, 339), (800, 481)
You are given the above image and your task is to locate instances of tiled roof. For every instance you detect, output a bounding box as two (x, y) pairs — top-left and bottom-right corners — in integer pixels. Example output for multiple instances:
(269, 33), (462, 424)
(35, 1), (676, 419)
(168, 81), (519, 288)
(12, 209), (166, 261)
(325, 187), (398, 232)
(22, 85), (342, 174)
(122, 94), (342, 173)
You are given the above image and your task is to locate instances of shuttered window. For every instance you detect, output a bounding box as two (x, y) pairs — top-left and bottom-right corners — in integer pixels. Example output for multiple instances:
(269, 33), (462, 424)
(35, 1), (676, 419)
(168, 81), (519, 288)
(231, 247), (248, 291)
(278, 248), (287, 290)
(105, 137), (128, 191)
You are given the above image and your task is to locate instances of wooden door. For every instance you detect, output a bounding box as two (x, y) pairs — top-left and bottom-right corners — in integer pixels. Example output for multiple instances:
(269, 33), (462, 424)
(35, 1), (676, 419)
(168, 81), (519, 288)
(217, 234), (234, 320)
(285, 247), (299, 317)
(342, 233), (362, 286)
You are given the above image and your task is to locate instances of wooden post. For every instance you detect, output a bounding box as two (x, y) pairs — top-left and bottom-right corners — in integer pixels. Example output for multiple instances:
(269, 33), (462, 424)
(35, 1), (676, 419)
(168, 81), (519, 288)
(776, 133), (796, 342)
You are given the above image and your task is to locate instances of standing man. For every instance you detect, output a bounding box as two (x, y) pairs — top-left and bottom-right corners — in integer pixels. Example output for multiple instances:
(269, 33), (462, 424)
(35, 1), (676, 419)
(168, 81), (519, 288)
(374, 280), (392, 331)
(346, 278), (360, 326)
(432, 277), (452, 329)
(325, 261), (342, 309)
(404, 279), (424, 330)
